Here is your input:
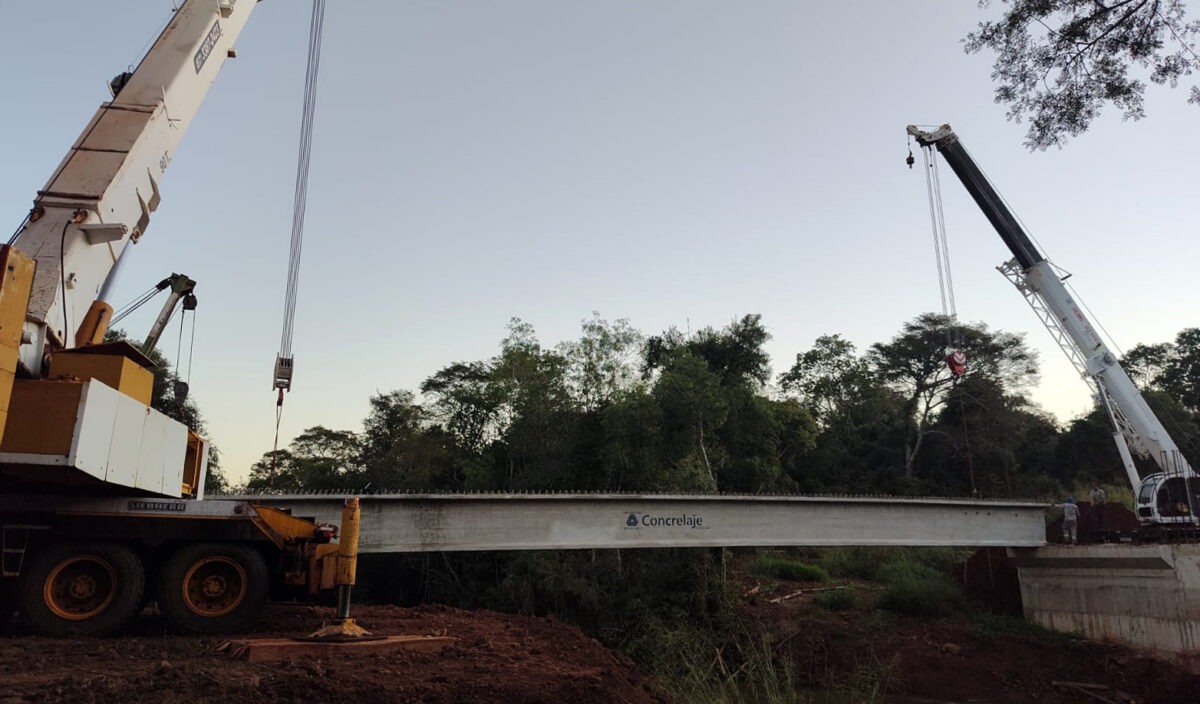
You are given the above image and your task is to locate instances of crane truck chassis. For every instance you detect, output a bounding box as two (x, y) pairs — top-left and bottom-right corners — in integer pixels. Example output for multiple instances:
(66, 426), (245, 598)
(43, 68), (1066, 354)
(0, 0), (356, 636)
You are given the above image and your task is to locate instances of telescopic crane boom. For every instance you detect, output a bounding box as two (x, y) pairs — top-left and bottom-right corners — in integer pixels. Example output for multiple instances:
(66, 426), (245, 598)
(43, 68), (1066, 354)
(907, 124), (1196, 527)
(8, 0), (258, 377)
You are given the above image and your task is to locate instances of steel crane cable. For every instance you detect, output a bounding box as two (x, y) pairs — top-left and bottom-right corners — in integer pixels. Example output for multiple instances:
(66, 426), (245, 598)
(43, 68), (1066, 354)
(271, 0), (327, 486)
(919, 145), (957, 323)
(915, 140), (977, 493)
(276, 0), (325, 378)
(110, 285), (164, 326)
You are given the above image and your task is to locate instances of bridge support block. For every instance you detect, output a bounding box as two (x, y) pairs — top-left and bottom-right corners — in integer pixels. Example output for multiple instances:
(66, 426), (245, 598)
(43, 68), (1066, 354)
(1011, 544), (1200, 672)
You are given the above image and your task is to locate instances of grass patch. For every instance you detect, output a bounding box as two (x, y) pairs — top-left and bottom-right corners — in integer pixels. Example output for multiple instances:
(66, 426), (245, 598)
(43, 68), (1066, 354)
(877, 578), (966, 618)
(817, 547), (968, 583)
(813, 589), (857, 611)
(875, 560), (940, 585)
(749, 556), (828, 583)
(969, 612), (1075, 641)
(645, 624), (806, 704)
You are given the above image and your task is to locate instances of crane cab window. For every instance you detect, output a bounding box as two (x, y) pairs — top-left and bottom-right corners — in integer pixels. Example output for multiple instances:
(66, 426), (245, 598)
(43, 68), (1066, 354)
(1156, 477), (1200, 518)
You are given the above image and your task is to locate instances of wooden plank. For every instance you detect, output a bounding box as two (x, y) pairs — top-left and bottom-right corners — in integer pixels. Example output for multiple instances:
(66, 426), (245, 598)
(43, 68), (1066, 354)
(227, 635), (456, 663)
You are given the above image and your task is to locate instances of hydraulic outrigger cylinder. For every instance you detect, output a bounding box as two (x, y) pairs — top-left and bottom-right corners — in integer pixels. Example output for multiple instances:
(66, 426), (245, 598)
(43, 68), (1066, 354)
(304, 497), (374, 641)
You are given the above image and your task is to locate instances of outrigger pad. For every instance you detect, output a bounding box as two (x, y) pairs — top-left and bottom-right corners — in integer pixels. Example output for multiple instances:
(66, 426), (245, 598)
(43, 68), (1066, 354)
(221, 634), (456, 662)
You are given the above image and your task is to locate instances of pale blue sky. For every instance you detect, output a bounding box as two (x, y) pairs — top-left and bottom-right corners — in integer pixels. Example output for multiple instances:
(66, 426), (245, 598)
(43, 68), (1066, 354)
(2, 2), (1197, 483)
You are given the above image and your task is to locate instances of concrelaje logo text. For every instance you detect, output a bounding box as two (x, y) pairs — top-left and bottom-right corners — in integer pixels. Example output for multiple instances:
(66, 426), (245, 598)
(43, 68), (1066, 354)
(623, 512), (706, 529)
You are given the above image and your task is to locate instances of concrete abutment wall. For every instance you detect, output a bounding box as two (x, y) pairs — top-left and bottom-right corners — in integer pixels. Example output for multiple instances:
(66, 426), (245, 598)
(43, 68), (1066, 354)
(1010, 544), (1200, 672)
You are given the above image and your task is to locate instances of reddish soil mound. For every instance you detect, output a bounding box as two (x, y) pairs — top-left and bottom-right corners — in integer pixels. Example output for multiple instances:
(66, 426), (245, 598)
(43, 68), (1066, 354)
(958, 547), (1023, 615)
(1047, 502), (1141, 543)
(737, 563), (1200, 704)
(0, 604), (668, 704)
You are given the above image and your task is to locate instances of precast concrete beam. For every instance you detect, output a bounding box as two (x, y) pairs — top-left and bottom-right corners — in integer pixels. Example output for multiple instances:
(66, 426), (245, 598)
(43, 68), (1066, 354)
(232, 494), (1048, 552)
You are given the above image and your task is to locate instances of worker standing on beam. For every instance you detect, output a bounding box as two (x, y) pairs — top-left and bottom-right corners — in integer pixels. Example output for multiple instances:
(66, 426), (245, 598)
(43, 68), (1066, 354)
(1054, 498), (1080, 545)
(1090, 483), (1107, 533)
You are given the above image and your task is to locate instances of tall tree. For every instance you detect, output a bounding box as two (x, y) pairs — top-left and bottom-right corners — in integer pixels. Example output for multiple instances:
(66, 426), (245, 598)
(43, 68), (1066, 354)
(923, 375), (1059, 496)
(557, 313), (643, 411)
(643, 314), (772, 388)
(1160, 328), (1200, 411)
(869, 313), (1038, 481)
(246, 426), (362, 493)
(359, 390), (456, 491)
(652, 354), (729, 490)
(966, 0), (1200, 149)
(421, 361), (505, 454)
(1123, 327), (1200, 410)
(779, 334), (875, 426)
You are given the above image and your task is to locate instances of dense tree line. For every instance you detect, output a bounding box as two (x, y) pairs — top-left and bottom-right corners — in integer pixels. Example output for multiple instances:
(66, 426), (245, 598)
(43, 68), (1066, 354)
(227, 313), (1200, 670)
(239, 313), (1200, 499)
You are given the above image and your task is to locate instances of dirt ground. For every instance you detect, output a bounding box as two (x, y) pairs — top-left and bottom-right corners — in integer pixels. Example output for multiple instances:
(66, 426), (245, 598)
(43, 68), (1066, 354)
(2, 547), (1199, 704)
(0, 604), (668, 704)
(741, 576), (1200, 704)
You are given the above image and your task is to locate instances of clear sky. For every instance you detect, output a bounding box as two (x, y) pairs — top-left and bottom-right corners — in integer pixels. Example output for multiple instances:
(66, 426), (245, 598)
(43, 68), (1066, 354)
(2, 2), (1197, 484)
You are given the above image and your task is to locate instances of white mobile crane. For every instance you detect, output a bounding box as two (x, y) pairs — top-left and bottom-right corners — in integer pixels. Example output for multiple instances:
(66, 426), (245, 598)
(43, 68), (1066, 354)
(0, 1), (351, 636)
(907, 125), (1198, 533)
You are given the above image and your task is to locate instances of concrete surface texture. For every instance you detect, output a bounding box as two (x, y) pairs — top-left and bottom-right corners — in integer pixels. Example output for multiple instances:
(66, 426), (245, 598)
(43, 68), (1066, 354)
(240, 493), (1048, 551)
(1011, 544), (1200, 672)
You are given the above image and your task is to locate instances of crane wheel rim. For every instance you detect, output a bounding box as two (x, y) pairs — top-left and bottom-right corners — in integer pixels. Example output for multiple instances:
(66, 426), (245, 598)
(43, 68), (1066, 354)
(43, 555), (118, 621)
(182, 557), (247, 617)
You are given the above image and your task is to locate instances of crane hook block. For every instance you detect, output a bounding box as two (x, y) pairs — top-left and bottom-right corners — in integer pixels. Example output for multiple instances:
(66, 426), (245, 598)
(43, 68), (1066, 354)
(906, 150), (915, 169)
(945, 350), (967, 378)
(273, 355), (294, 392)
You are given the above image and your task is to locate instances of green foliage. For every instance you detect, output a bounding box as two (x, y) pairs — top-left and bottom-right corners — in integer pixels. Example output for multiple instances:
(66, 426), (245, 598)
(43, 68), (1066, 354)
(246, 426), (363, 492)
(818, 547), (886, 581)
(643, 627), (805, 704)
(875, 560), (941, 586)
(877, 578), (966, 618)
(818, 547), (967, 584)
(557, 313), (643, 411)
(969, 611), (1073, 642)
(643, 314), (772, 388)
(749, 556), (828, 583)
(966, 0), (1200, 149)
(780, 334), (873, 426)
(813, 589), (857, 611)
(869, 313), (1039, 483)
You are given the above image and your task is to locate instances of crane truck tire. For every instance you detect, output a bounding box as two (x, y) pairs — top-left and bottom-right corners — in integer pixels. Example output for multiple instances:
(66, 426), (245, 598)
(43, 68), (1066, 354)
(21, 542), (145, 637)
(157, 542), (268, 634)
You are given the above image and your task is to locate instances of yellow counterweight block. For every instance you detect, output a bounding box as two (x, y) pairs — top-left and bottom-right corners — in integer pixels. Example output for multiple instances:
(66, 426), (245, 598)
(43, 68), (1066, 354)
(0, 245), (35, 445)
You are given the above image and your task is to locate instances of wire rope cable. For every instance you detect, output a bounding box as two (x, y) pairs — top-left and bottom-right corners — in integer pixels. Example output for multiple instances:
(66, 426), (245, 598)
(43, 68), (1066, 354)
(930, 154), (957, 319)
(111, 285), (163, 326)
(271, 0), (327, 485)
(920, 147), (950, 319)
(277, 0), (326, 368)
(7, 210), (32, 247)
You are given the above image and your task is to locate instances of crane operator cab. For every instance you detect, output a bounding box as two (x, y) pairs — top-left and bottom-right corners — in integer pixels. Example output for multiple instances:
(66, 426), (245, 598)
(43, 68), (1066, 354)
(1135, 472), (1200, 530)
